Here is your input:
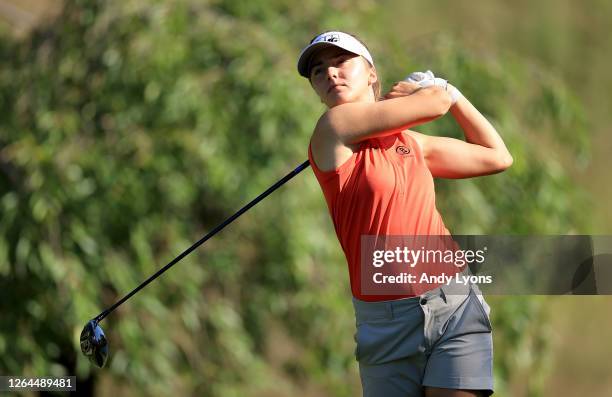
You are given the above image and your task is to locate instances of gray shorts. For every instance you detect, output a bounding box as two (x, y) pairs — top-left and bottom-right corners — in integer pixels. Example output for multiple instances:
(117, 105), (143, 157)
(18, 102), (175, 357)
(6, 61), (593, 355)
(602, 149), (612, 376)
(353, 281), (494, 397)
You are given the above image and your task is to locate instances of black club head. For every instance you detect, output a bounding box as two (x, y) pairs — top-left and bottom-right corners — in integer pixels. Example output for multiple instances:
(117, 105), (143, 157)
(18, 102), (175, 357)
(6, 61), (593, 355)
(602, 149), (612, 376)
(80, 320), (109, 368)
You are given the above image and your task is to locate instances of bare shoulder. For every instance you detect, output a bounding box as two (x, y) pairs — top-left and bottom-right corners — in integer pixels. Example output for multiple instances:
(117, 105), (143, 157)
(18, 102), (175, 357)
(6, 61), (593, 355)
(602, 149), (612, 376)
(310, 114), (356, 172)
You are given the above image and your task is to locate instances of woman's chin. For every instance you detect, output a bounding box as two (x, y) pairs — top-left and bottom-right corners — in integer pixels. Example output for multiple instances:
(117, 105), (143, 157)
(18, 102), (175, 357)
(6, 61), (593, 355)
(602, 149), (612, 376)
(327, 96), (352, 108)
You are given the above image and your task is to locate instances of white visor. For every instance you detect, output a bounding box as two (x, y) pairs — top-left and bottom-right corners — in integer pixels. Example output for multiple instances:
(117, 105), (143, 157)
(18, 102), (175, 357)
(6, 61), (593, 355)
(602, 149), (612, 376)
(297, 31), (374, 78)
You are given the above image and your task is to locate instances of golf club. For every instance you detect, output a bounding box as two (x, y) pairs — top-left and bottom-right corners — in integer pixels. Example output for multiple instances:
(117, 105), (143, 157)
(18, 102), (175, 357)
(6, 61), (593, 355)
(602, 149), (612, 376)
(80, 160), (310, 367)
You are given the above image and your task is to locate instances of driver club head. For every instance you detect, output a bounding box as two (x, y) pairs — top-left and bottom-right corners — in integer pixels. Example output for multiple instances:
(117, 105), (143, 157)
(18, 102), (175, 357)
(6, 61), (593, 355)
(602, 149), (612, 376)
(80, 320), (109, 368)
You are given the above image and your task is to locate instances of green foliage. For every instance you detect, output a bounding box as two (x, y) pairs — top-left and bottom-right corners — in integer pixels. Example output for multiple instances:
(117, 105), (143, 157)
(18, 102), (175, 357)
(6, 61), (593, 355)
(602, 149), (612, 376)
(0, 0), (592, 396)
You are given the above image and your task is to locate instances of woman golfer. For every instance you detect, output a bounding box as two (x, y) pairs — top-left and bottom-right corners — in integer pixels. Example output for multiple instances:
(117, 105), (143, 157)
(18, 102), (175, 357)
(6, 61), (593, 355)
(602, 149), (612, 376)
(298, 31), (512, 397)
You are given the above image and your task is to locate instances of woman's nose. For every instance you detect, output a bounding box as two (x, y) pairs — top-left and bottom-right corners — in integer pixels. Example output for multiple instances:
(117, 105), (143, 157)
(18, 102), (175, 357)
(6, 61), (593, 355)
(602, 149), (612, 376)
(326, 66), (338, 79)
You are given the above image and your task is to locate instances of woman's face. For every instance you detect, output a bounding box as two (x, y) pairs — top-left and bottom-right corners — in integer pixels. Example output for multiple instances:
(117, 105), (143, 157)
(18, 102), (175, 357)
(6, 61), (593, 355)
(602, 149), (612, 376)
(308, 46), (377, 108)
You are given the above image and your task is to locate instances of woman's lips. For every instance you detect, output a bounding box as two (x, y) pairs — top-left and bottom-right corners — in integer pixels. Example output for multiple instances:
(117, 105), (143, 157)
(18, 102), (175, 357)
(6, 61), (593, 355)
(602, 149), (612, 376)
(328, 84), (344, 93)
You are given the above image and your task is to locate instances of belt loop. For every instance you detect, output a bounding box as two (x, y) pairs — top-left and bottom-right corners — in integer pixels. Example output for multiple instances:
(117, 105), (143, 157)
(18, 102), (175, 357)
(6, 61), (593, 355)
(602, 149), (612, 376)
(388, 302), (394, 319)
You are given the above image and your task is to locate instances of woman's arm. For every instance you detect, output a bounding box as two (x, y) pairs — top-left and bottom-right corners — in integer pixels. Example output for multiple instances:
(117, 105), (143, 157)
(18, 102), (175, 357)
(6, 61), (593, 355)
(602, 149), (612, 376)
(310, 84), (452, 171)
(409, 87), (513, 178)
(314, 84), (452, 145)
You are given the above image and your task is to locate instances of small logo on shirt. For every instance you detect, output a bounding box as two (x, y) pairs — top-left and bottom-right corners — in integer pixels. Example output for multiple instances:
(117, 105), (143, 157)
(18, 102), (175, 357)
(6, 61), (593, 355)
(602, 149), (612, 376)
(396, 146), (411, 156)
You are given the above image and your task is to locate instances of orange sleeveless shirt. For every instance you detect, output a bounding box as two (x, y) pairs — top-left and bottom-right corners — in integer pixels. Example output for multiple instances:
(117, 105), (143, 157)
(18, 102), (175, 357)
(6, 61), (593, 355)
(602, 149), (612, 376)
(308, 130), (453, 302)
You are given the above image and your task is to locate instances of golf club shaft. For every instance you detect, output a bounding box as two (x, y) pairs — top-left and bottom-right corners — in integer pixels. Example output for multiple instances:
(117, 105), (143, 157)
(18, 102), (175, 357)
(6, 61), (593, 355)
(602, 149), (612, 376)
(93, 160), (311, 323)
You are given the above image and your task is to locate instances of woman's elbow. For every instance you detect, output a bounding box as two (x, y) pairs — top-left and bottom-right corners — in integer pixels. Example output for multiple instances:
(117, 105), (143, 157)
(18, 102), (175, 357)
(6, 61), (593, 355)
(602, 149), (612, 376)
(493, 151), (513, 172)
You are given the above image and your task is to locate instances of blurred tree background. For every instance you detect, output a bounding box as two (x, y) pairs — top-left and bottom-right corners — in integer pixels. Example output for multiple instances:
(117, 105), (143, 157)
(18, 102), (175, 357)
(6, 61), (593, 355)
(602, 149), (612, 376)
(0, 0), (610, 396)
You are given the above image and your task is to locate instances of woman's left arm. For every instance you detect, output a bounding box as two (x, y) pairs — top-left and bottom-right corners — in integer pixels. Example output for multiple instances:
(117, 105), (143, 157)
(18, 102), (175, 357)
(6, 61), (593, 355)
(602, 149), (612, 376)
(408, 85), (513, 179)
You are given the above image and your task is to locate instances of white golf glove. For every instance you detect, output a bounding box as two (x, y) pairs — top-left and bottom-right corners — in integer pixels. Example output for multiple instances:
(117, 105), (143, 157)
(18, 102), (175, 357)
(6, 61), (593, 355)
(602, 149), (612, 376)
(405, 70), (435, 85)
(404, 70), (462, 105)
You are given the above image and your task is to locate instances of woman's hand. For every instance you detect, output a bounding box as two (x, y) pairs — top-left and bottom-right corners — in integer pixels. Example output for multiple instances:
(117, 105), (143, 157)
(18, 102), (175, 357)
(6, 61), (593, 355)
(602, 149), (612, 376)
(382, 81), (422, 100)
(406, 70), (463, 105)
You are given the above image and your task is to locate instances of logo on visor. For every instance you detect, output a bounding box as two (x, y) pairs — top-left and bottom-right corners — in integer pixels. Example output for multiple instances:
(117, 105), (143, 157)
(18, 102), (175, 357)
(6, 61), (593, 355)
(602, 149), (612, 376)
(318, 33), (340, 43)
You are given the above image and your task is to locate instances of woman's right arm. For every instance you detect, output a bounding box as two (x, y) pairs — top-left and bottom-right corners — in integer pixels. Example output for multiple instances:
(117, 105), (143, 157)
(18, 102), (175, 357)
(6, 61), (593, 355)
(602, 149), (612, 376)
(310, 84), (452, 171)
(314, 84), (452, 145)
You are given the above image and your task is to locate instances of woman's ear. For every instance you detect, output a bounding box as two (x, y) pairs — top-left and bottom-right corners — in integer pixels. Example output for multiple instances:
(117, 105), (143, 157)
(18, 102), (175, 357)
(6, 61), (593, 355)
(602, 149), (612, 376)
(368, 66), (378, 85)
